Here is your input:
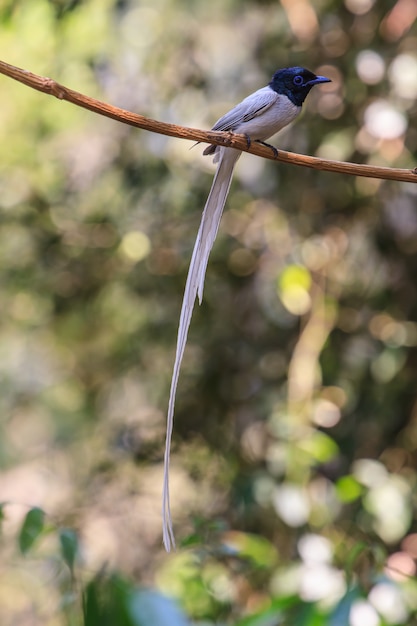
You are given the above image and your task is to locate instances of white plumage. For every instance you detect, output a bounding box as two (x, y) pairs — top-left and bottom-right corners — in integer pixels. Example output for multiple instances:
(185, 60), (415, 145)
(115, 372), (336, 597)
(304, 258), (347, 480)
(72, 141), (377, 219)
(161, 67), (330, 550)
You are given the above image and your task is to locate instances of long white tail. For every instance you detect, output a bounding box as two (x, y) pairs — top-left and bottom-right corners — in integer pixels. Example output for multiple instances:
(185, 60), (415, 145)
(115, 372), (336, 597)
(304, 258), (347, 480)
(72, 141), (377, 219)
(162, 147), (241, 551)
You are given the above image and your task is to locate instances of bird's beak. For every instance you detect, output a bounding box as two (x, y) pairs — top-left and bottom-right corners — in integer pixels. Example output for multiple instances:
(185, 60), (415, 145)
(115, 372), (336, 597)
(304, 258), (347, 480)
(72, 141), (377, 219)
(308, 75), (332, 86)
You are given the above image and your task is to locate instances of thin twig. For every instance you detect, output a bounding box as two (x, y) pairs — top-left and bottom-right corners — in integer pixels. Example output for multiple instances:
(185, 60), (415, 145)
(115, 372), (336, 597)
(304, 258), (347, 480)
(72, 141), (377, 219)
(0, 59), (416, 183)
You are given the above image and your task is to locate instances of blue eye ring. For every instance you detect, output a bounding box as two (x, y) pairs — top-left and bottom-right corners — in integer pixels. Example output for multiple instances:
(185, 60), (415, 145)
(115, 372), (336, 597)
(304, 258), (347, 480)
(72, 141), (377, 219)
(293, 75), (304, 86)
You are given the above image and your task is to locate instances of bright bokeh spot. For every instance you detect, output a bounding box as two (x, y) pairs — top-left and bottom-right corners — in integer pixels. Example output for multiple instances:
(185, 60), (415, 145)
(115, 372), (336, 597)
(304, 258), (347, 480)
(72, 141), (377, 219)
(299, 563), (345, 603)
(369, 582), (409, 624)
(350, 600), (380, 626)
(389, 54), (417, 99)
(363, 100), (407, 139)
(336, 475), (363, 503)
(278, 265), (312, 315)
(280, 265), (312, 292)
(298, 533), (333, 564)
(364, 475), (412, 543)
(356, 50), (385, 84)
(119, 231), (151, 263)
(385, 551), (417, 582)
(312, 398), (341, 427)
(344, 0), (375, 15)
(280, 286), (311, 315)
(273, 484), (310, 527)
(353, 459), (388, 488)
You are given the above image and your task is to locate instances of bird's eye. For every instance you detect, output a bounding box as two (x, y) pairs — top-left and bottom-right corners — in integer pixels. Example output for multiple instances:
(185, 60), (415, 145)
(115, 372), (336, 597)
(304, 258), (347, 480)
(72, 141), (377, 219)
(293, 75), (304, 86)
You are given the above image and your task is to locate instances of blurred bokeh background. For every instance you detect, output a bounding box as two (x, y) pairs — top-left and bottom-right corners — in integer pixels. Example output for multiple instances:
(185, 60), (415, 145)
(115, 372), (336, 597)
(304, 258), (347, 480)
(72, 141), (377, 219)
(1, 0), (417, 624)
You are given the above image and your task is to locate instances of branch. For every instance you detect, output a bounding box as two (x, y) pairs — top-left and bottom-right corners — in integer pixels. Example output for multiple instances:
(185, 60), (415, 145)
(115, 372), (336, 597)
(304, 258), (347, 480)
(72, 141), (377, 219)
(1, 59), (416, 184)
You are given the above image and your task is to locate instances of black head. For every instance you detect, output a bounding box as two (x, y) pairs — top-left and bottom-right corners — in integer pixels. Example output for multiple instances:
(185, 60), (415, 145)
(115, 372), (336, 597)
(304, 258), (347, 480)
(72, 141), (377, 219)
(269, 67), (331, 106)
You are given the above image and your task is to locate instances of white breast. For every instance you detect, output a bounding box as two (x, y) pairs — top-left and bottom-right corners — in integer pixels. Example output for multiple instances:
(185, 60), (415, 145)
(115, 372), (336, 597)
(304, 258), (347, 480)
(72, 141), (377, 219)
(235, 91), (301, 142)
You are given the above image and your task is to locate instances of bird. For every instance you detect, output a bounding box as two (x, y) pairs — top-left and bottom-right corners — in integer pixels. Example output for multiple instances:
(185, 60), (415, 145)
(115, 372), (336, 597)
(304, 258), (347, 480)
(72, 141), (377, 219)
(162, 66), (331, 551)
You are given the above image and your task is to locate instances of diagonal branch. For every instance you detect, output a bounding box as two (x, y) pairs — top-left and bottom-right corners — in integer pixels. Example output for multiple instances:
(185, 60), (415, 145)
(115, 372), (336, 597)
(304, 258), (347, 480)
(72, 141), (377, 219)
(0, 58), (416, 184)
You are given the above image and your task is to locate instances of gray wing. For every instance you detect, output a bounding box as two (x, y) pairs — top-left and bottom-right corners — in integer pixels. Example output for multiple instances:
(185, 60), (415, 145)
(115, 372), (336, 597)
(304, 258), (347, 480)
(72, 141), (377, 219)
(211, 86), (277, 132)
(203, 86), (277, 156)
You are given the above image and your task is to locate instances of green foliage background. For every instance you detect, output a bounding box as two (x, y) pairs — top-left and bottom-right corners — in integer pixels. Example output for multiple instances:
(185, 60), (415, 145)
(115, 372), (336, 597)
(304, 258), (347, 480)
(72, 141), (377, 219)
(1, 0), (417, 624)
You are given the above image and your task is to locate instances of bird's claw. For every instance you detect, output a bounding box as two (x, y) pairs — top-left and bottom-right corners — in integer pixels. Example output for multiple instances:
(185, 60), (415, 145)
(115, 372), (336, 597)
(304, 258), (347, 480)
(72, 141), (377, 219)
(244, 134), (252, 149)
(256, 140), (279, 158)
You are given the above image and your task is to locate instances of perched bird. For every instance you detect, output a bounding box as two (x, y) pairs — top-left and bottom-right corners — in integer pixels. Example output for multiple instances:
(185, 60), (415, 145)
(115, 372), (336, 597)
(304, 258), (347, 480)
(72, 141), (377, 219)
(162, 66), (331, 551)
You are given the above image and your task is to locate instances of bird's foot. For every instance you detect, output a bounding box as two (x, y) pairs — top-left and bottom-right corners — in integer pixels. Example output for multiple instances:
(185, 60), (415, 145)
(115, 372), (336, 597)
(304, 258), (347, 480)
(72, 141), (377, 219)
(243, 134), (252, 149)
(256, 140), (279, 158)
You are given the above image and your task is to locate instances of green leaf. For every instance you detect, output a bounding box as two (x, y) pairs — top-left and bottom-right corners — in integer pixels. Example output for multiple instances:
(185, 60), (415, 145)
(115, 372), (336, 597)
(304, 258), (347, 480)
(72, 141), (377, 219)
(292, 602), (329, 626)
(336, 475), (363, 503)
(82, 573), (134, 626)
(59, 528), (78, 573)
(220, 531), (278, 568)
(298, 431), (339, 464)
(18, 507), (45, 555)
(83, 577), (101, 626)
(344, 542), (369, 586)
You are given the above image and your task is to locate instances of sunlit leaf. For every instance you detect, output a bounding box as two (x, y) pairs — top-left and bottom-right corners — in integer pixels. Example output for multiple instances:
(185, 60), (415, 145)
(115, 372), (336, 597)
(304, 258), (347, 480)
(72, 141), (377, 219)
(298, 431), (339, 463)
(18, 507), (45, 555)
(336, 475), (363, 503)
(221, 531), (278, 568)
